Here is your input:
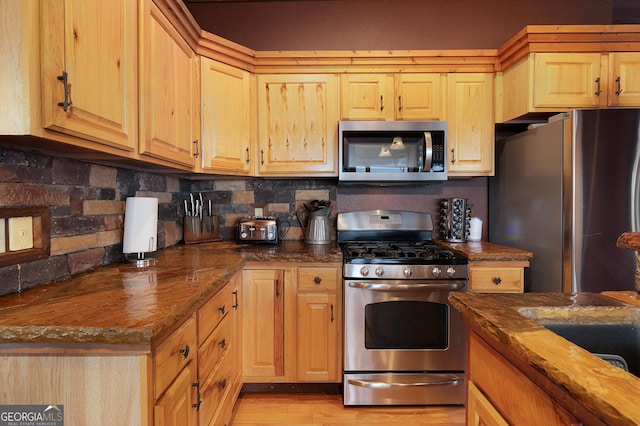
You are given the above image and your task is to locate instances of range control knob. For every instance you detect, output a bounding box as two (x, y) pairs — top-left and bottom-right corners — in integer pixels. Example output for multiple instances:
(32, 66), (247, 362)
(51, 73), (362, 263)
(446, 267), (456, 278)
(403, 267), (413, 278)
(359, 266), (369, 277)
(431, 266), (442, 278)
(375, 267), (384, 277)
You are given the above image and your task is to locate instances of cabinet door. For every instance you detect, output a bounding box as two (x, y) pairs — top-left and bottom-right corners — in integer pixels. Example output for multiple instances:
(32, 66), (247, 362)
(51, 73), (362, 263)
(608, 53), (640, 107)
(296, 292), (340, 382)
(256, 74), (339, 176)
(41, 0), (137, 152)
(395, 74), (446, 120)
(201, 57), (252, 175)
(241, 269), (285, 379)
(469, 266), (524, 293)
(139, 0), (199, 169)
(447, 73), (494, 176)
(154, 361), (198, 426)
(533, 53), (603, 108)
(467, 380), (509, 426)
(340, 74), (393, 120)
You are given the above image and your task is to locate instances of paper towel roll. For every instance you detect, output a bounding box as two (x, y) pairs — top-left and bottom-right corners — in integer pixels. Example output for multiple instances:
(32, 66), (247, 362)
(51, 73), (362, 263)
(468, 217), (483, 241)
(123, 197), (158, 254)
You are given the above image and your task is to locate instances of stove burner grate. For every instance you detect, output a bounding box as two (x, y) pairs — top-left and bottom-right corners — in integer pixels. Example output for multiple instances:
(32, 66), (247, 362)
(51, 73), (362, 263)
(343, 242), (457, 262)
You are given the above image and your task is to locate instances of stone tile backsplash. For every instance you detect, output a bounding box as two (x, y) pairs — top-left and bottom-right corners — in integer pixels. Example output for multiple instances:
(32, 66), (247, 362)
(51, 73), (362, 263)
(0, 145), (487, 296)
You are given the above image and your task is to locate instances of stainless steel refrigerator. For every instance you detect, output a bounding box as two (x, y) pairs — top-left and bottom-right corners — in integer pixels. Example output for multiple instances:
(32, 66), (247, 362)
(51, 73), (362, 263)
(489, 109), (640, 293)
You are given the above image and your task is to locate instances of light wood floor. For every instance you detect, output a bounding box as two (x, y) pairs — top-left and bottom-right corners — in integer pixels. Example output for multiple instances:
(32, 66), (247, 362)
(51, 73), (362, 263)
(230, 393), (466, 425)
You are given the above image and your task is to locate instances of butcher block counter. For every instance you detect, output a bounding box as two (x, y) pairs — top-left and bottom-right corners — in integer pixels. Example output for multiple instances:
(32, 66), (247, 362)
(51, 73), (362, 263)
(450, 291), (640, 425)
(0, 240), (341, 346)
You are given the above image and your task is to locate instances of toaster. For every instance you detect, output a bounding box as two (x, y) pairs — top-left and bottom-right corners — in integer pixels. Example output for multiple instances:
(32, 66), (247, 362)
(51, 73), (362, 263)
(237, 216), (279, 244)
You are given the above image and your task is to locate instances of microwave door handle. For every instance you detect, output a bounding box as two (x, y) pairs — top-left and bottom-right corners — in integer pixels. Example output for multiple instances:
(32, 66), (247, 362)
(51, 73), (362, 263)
(423, 132), (433, 172)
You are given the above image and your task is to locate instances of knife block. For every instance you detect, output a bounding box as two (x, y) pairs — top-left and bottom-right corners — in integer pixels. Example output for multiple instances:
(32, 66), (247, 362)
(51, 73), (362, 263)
(183, 215), (221, 244)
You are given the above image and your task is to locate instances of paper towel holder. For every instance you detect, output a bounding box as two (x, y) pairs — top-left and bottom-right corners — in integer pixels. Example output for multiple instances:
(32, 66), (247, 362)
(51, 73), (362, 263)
(123, 197), (158, 268)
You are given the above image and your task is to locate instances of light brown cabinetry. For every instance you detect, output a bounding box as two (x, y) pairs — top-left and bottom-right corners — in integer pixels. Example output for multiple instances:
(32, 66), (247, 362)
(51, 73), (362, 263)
(0, 276), (242, 425)
(241, 267), (286, 380)
(295, 266), (342, 382)
(197, 271), (242, 426)
(139, 0), (200, 170)
(2, 0), (138, 156)
(201, 57), (253, 175)
(468, 332), (580, 425)
(40, 0), (138, 152)
(241, 263), (342, 383)
(469, 261), (527, 293)
(340, 74), (446, 121)
(447, 73), (494, 176)
(499, 52), (640, 123)
(256, 74), (339, 176)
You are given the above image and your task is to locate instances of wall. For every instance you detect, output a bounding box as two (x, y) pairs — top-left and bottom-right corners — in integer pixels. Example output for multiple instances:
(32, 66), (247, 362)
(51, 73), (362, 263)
(186, 0), (615, 51)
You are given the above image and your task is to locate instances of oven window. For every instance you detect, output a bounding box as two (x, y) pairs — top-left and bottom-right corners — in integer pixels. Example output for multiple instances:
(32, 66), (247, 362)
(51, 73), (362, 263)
(364, 300), (448, 349)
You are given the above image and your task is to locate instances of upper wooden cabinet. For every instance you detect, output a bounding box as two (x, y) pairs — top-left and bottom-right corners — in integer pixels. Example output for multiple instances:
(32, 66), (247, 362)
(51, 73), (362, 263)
(447, 73), (494, 176)
(139, 0), (200, 170)
(498, 52), (640, 123)
(40, 0), (138, 152)
(340, 74), (446, 121)
(256, 74), (339, 176)
(608, 53), (640, 107)
(201, 57), (253, 175)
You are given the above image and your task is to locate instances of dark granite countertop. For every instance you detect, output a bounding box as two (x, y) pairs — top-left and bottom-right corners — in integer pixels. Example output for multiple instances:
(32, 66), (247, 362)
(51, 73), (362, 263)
(0, 241), (341, 349)
(450, 292), (640, 425)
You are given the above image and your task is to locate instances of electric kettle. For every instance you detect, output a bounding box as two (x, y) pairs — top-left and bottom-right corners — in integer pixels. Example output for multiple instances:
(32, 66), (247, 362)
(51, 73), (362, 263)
(296, 203), (332, 245)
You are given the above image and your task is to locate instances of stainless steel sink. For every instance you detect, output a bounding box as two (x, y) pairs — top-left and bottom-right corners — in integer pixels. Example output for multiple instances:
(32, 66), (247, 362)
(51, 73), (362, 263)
(518, 306), (640, 377)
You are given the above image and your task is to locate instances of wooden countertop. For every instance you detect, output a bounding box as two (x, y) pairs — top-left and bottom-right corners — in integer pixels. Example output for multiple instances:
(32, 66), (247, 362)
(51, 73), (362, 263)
(437, 240), (533, 262)
(450, 292), (640, 425)
(0, 241), (341, 349)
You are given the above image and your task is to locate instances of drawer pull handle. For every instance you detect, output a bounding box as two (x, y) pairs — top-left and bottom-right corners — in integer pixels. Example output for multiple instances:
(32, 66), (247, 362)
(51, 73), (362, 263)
(232, 290), (239, 310)
(219, 304), (226, 315)
(57, 70), (72, 112)
(330, 304), (334, 322)
(192, 381), (201, 411)
(219, 378), (227, 390)
(179, 344), (190, 359)
(314, 276), (322, 285)
(595, 77), (602, 96)
(492, 277), (502, 285)
(219, 338), (227, 349)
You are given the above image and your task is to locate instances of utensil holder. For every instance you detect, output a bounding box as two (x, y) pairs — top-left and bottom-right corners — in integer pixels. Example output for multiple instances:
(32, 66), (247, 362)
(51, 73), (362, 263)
(184, 215), (221, 244)
(439, 198), (471, 242)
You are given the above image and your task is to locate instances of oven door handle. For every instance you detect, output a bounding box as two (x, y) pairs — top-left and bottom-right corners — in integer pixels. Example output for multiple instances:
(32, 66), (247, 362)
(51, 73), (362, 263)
(348, 281), (466, 291)
(347, 375), (463, 389)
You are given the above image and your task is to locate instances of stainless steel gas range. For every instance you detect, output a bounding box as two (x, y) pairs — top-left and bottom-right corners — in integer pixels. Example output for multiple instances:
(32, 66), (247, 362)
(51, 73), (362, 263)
(337, 210), (468, 406)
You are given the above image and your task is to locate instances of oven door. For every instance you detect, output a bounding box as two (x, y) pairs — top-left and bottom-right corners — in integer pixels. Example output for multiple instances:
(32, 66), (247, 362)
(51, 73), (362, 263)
(344, 279), (467, 372)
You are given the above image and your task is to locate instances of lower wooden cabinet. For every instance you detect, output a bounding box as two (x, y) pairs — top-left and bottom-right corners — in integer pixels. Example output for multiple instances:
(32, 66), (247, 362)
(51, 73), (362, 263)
(468, 332), (580, 425)
(242, 263), (343, 383)
(0, 274), (243, 426)
(469, 261), (528, 293)
(467, 380), (508, 426)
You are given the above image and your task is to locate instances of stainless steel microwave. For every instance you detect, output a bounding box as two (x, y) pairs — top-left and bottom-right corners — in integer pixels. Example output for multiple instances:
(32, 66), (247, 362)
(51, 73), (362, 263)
(338, 120), (448, 183)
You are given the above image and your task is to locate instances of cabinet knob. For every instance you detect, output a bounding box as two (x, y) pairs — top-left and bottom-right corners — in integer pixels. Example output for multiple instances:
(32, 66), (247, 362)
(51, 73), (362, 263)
(179, 344), (190, 359)
(219, 304), (226, 315)
(313, 276), (322, 285)
(492, 277), (502, 285)
(219, 338), (227, 349)
(219, 378), (227, 390)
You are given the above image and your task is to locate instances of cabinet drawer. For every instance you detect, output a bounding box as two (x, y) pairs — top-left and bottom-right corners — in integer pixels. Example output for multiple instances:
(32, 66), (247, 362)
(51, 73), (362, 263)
(198, 313), (233, 380)
(199, 349), (235, 425)
(154, 316), (197, 399)
(470, 267), (524, 293)
(198, 284), (235, 345)
(297, 267), (339, 292)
